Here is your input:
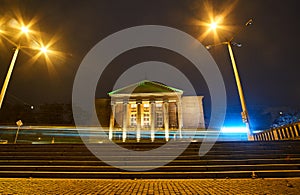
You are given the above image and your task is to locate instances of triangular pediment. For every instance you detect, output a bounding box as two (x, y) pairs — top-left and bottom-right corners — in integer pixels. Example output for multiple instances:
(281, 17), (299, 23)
(108, 80), (183, 96)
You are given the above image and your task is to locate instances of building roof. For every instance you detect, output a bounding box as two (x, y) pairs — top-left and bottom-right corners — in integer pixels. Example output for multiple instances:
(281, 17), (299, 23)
(108, 80), (183, 96)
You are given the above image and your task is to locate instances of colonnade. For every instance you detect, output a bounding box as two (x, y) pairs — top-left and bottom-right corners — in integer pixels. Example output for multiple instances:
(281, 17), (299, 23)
(109, 98), (183, 142)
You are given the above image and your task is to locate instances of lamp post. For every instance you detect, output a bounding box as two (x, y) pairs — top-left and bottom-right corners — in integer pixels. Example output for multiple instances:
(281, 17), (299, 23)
(0, 45), (20, 109)
(206, 19), (253, 140)
(0, 23), (48, 109)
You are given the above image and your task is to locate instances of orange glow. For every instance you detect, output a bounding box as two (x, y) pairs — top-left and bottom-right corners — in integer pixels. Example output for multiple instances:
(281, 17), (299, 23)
(0, 11), (39, 47)
(40, 46), (48, 53)
(193, 0), (239, 42)
(0, 10), (64, 79)
(0, 18), (6, 34)
(4, 9), (40, 41)
(209, 21), (218, 30)
(21, 26), (29, 34)
(25, 32), (66, 77)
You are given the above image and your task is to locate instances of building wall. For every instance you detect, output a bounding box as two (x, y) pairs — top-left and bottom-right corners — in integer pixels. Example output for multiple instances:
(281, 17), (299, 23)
(181, 96), (205, 129)
(95, 96), (205, 129)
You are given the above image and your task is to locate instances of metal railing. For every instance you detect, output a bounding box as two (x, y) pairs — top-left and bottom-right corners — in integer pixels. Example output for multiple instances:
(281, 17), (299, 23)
(253, 122), (300, 141)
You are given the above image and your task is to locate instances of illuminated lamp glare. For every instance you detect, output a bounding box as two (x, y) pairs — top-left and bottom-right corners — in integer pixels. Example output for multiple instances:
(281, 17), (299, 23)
(21, 26), (29, 34)
(40, 46), (48, 53)
(209, 22), (218, 30)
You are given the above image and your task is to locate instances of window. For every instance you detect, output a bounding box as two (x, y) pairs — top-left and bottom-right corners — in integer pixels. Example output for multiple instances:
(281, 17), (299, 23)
(130, 113), (137, 127)
(156, 112), (163, 128)
(143, 113), (150, 127)
(156, 103), (162, 108)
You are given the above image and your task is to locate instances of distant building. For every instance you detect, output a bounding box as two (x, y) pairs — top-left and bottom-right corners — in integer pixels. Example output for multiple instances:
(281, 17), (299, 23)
(95, 80), (205, 142)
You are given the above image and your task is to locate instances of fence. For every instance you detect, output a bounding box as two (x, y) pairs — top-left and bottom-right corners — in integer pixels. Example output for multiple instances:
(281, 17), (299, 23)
(253, 122), (300, 141)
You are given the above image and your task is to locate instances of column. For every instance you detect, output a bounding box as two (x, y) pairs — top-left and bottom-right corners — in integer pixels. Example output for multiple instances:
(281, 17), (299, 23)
(285, 127), (290, 138)
(268, 131), (272, 140)
(289, 126), (295, 138)
(280, 128), (285, 139)
(257, 134), (261, 141)
(273, 129), (279, 140)
(150, 100), (156, 142)
(278, 128), (283, 139)
(294, 124), (299, 137)
(122, 101), (128, 142)
(264, 132), (268, 141)
(255, 134), (260, 141)
(136, 100), (142, 142)
(163, 100), (169, 141)
(177, 98), (183, 139)
(109, 102), (116, 140)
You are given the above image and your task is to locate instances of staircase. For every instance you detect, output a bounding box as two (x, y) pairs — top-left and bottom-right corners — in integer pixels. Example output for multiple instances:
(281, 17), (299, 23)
(0, 140), (299, 179)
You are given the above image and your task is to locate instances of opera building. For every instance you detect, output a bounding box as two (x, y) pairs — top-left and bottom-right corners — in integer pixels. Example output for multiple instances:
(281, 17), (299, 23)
(95, 80), (205, 142)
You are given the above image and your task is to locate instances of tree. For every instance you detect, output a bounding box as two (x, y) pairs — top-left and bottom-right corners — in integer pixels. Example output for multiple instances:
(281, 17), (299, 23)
(271, 112), (300, 128)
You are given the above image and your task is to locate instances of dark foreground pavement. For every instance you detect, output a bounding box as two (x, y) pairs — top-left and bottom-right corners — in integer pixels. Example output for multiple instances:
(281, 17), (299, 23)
(0, 178), (299, 195)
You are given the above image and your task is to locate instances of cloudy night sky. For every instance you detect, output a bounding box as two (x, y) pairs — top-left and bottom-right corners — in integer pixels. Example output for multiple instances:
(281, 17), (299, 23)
(0, 0), (299, 129)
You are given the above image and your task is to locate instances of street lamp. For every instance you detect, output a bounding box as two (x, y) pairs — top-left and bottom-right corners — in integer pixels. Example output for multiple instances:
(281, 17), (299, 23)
(0, 45), (21, 109)
(206, 19), (253, 140)
(0, 22), (49, 109)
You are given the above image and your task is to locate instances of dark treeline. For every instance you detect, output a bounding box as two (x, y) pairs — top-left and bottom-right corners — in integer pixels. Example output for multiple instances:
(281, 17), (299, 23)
(0, 103), (74, 125)
(0, 103), (299, 130)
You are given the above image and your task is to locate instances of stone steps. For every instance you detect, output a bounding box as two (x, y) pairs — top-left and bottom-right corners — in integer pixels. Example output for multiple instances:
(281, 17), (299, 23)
(0, 140), (299, 178)
(0, 158), (299, 166)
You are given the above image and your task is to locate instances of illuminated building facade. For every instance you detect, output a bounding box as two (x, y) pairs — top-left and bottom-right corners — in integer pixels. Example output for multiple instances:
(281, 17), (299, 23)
(96, 80), (205, 142)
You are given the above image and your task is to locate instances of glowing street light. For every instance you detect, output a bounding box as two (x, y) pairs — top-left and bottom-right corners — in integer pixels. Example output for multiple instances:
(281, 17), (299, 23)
(20, 26), (29, 34)
(0, 22), (49, 109)
(40, 46), (48, 54)
(209, 21), (218, 30)
(206, 18), (254, 140)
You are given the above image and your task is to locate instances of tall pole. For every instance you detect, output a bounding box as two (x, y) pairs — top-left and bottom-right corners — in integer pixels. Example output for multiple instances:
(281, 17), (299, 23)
(0, 45), (20, 109)
(206, 19), (254, 141)
(227, 42), (253, 140)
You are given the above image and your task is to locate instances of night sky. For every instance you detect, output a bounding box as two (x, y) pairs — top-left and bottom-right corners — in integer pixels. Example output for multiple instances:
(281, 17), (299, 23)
(0, 0), (299, 128)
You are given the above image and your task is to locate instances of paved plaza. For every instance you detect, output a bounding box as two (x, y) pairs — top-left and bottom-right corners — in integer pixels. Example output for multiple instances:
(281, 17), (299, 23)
(0, 178), (299, 195)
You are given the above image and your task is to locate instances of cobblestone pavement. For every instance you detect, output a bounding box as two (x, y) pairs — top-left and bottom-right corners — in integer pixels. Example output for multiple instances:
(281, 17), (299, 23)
(0, 178), (299, 195)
